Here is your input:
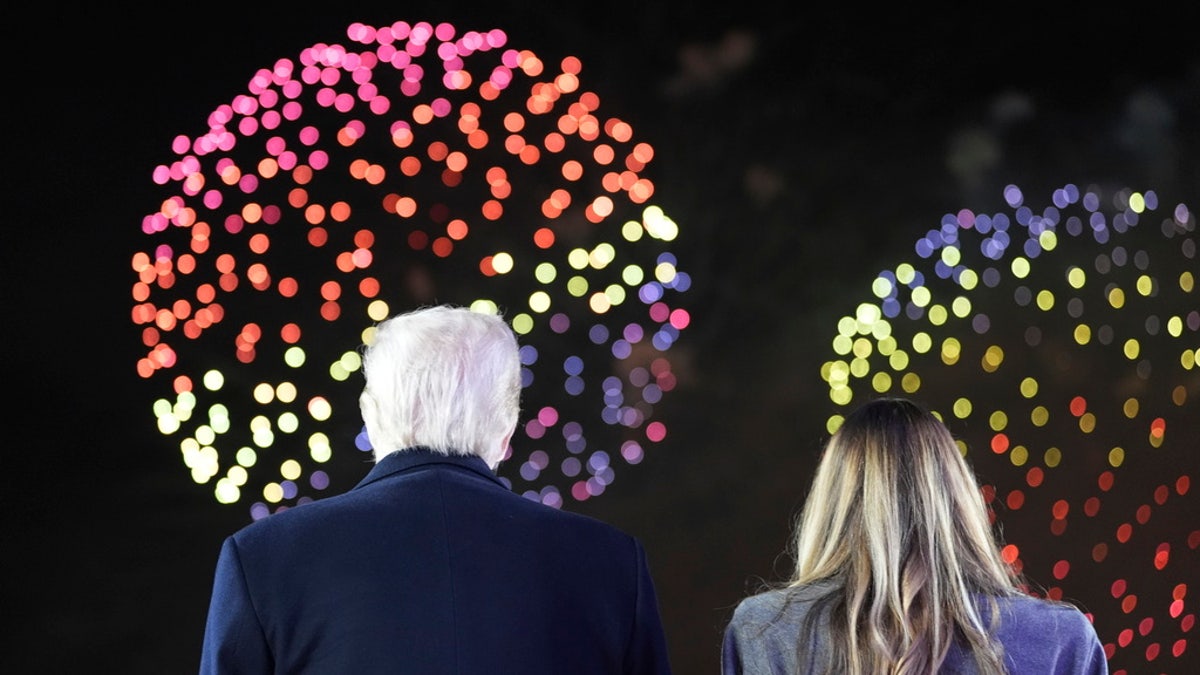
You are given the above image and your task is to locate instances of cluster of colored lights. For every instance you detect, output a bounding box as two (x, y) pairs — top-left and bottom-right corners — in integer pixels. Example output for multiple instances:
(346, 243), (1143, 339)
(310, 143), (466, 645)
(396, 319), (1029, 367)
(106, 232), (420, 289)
(130, 20), (690, 519)
(820, 183), (1197, 672)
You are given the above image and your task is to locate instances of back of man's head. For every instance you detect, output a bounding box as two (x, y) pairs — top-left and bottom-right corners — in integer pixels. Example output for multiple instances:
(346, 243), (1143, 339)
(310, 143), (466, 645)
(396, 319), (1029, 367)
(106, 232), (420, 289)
(359, 305), (521, 468)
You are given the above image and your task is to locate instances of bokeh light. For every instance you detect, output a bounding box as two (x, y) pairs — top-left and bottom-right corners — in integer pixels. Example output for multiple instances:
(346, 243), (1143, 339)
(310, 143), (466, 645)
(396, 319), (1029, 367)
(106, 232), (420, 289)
(130, 20), (689, 518)
(821, 183), (1197, 672)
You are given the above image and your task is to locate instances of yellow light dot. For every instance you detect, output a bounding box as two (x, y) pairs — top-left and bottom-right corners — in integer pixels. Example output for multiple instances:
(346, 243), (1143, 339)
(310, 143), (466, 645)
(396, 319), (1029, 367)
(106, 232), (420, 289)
(1136, 274), (1153, 296)
(953, 398), (973, 418)
(1123, 339), (1140, 360)
(1011, 257), (1030, 279)
(566, 275), (589, 297)
(928, 304), (948, 326)
(1036, 289), (1055, 310)
(941, 337), (961, 365)
(227, 465), (248, 486)
(643, 205), (678, 241)
(253, 383), (275, 404)
(654, 261), (677, 283)
(849, 357), (870, 378)
(878, 336), (897, 356)
(281, 459), (302, 480)
(826, 414), (845, 435)
(1171, 385), (1188, 405)
(1129, 192), (1145, 212)
(263, 482), (284, 503)
(567, 248), (588, 269)
(1180, 270), (1195, 293)
(1167, 316), (1183, 337)
(1080, 412), (1096, 433)
(528, 291), (551, 312)
(490, 251), (514, 274)
(1183, 349), (1196, 370)
(888, 350), (909, 371)
(1067, 267), (1086, 289)
(1019, 377), (1038, 398)
(852, 337), (873, 358)
(1039, 229), (1057, 251)
(989, 410), (1008, 431)
(832, 334), (853, 355)
(911, 286), (931, 307)
(912, 332), (932, 353)
(951, 296), (971, 318)
(941, 246), (961, 266)
(1010, 445), (1028, 466)
(308, 396), (332, 421)
(588, 242), (615, 269)
(1030, 405), (1049, 427)
(827, 361), (850, 387)
(236, 447), (257, 467)
(589, 292), (612, 313)
(622, 264), (644, 286)
(1123, 398), (1139, 418)
(367, 299), (389, 322)
(872, 372), (892, 392)
(604, 283), (626, 306)
(196, 424), (216, 445)
(959, 269), (978, 290)
(870, 320), (892, 340)
(1108, 446), (1125, 467)
(309, 432), (332, 463)
(872, 276), (894, 298)
(982, 345), (1004, 372)
(1108, 287), (1125, 309)
(1044, 447), (1061, 468)
(621, 220), (643, 242)
(901, 372), (921, 393)
(511, 313), (534, 335)
(1074, 324), (1091, 345)
(276, 382), (297, 403)
(535, 262), (557, 284)
(830, 387), (853, 405)
(203, 369), (225, 391)
(896, 263), (915, 284)
(214, 479), (240, 504)
(277, 412), (299, 433)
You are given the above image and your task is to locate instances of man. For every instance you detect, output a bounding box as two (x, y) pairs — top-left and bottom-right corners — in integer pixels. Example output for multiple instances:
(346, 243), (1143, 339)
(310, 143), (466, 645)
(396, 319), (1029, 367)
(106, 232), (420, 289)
(200, 305), (672, 674)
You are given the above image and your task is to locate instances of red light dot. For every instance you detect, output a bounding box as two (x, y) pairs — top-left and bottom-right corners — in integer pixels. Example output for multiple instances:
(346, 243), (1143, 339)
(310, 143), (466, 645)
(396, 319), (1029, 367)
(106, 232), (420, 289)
(1178, 475), (1191, 495)
(1053, 560), (1070, 579)
(1154, 485), (1169, 505)
(1026, 467), (1044, 487)
(1084, 497), (1101, 517)
(1098, 471), (1115, 491)
(1149, 417), (1166, 438)
(1069, 396), (1087, 416)
(1172, 639), (1187, 657)
(1118, 628), (1133, 647)
(1111, 579), (1127, 598)
(1006, 490), (1025, 510)
(1121, 595), (1138, 613)
(991, 433), (1009, 454)
(1174, 583), (1188, 599)
(1049, 519), (1067, 536)
(1170, 600), (1183, 618)
(1182, 614), (1195, 632)
(1138, 617), (1154, 636)
(1052, 499), (1070, 519)
(1116, 523), (1133, 543)
(980, 485), (996, 503)
(1189, 531), (1200, 549)
(1136, 505), (1152, 524)
(1000, 544), (1019, 564)
(533, 227), (555, 248)
(1145, 642), (1159, 660)
(1103, 644), (1116, 659)
(1092, 543), (1108, 562)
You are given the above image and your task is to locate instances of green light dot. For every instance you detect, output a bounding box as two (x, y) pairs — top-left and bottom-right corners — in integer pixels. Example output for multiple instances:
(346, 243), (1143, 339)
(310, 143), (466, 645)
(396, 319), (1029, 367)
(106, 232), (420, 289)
(567, 248), (589, 269)
(236, 447), (258, 467)
(849, 358), (870, 378)
(621, 220), (643, 242)
(566, 276), (589, 297)
(621, 264), (644, 286)
(832, 334), (853, 355)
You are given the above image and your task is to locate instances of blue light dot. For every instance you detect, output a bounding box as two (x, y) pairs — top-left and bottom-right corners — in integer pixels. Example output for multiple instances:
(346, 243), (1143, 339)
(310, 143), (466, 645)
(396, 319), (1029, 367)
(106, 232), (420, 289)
(611, 340), (632, 360)
(563, 355), (584, 375)
(519, 345), (539, 365)
(564, 375), (585, 396)
(588, 324), (609, 344)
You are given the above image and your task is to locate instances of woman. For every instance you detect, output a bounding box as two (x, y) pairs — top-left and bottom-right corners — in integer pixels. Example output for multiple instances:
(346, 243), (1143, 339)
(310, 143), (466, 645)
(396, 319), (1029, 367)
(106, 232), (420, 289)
(722, 397), (1107, 674)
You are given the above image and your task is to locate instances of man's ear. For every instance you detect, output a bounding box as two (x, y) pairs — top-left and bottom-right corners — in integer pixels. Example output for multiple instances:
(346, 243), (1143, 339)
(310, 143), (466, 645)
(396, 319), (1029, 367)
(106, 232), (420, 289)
(359, 390), (379, 453)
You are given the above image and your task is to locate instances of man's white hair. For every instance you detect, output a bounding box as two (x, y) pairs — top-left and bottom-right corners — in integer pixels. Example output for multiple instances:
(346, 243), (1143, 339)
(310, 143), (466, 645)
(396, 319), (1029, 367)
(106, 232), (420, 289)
(359, 305), (521, 468)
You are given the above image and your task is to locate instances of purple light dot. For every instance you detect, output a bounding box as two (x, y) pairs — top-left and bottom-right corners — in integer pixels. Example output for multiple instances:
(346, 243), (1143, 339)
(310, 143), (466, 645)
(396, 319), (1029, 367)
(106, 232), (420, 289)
(672, 273), (692, 291)
(603, 376), (623, 394)
(566, 436), (587, 454)
(563, 422), (583, 440)
(588, 324), (609, 345)
(561, 457), (581, 477)
(621, 441), (644, 464)
(585, 478), (605, 497)
(1004, 184), (1023, 207)
(549, 312), (570, 333)
(564, 376), (585, 396)
(524, 419), (545, 440)
(623, 323), (645, 343)
(281, 480), (298, 500)
(519, 462), (539, 481)
(976, 214), (993, 234)
(639, 282), (664, 303)
(521, 490), (539, 502)
(250, 502), (270, 521)
(915, 239), (934, 258)
(642, 384), (663, 404)
(1023, 239), (1042, 258)
(971, 314), (991, 334)
(601, 407), (620, 424)
(588, 451), (610, 473)
(310, 470), (330, 490)
(629, 367), (650, 387)
(611, 340), (632, 360)
(520, 368), (534, 388)
(540, 490), (562, 509)
(518, 345), (538, 365)
(934, 260), (952, 279)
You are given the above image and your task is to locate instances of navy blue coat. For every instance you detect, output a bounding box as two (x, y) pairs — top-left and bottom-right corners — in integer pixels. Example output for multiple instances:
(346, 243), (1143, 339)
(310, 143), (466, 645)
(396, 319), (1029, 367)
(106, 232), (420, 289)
(200, 448), (672, 674)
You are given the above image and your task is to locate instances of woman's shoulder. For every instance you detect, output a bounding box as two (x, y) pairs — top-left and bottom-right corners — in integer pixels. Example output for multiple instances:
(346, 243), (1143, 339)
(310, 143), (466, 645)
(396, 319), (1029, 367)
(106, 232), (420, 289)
(993, 593), (1101, 640)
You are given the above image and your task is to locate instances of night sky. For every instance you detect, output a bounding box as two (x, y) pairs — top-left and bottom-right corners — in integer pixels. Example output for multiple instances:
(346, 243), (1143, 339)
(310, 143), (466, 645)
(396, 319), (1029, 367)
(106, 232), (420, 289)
(5, 3), (1198, 673)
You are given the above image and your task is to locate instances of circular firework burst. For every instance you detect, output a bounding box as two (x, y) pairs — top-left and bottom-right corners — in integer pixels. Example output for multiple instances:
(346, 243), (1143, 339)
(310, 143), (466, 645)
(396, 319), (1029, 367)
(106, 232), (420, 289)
(820, 183), (1198, 670)
(130, 20), (691, 519)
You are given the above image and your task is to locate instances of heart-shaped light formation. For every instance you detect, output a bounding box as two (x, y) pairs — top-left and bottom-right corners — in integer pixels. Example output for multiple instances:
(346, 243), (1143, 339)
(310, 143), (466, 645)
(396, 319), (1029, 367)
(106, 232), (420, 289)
(130, 20), (691, 519)
(820, 183), (1198, 670)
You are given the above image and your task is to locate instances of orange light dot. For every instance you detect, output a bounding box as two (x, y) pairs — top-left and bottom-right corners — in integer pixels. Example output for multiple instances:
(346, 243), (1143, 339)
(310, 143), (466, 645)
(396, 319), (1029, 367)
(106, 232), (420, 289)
(991, 433), (1009, 453)
(1000, 544), (1019, 564)
(1069, 396), (1087, 416)
(533, 227), (555, 249)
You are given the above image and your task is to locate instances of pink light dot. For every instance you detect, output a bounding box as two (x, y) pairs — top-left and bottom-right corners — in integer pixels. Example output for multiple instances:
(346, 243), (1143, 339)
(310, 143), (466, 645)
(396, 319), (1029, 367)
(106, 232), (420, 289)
(401, 80), (421, 96)
(237, 117), (259, 136)
(171, 135), (190, 154)
(1138, 617), (1154, 636)
(369, 97), (391, 115)
(487, 29), (507, 47)
(278, 151), (297, 170)
(669, 308), (691, 329)
(202, 190), (222, 210)
(490, 66), (513, 89)
(1173, 639), (1187, 657)
(537, 406), (559, 427)
(238, 174), (259, 193)
(309, 150), (329, 170)
(646, 421), (666, 442)
(434, 22), (455, 41)
(437, 42), (458, 60)
(334, 92), (354, 112)
(524, 419), (545, 440)
(390, 21), (412, 39)
(282, 101), (303, 121)
(571, 481), (589, 501)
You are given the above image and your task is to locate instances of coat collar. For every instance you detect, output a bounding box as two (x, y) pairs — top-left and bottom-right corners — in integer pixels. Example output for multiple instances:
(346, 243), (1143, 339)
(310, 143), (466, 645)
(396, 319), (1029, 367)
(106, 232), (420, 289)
(353, 447), (506, 491)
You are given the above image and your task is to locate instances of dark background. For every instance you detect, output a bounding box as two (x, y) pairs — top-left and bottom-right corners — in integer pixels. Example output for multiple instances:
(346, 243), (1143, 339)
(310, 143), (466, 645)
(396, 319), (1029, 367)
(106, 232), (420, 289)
(4, 3), (1197, 673)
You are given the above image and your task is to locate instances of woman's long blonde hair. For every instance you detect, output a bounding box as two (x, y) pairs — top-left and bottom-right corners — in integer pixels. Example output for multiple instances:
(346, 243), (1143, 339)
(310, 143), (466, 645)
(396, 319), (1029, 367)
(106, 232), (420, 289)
(789, 397), (1022, 674)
